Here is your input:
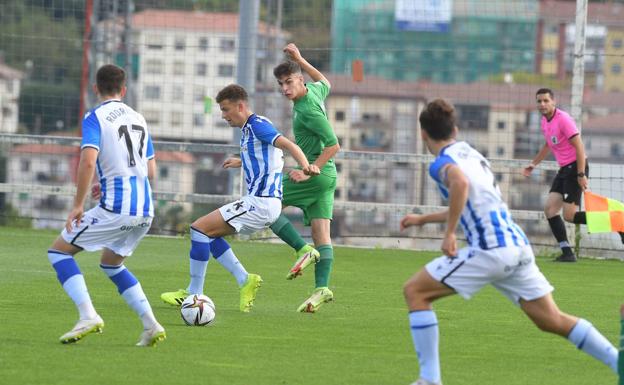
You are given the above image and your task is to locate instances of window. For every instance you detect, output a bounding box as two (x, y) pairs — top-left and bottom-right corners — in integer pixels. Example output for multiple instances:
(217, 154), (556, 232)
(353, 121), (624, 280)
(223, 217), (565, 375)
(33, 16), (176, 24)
(613, 39), (623, 49)
(173, 61), (185, 76)
(611, 143), (622, 157)
(143, 110), (160, 125)
(497, 121), (506, 130)
(172, 85), (184, 100)
(171, 111), (182, 127)
(144, 86), (161, 100)
(199, 37), (209, 51)
(196, 62), (207, 76)
(220, 38), (235, 51)
(3, 106), (11, 118)
(159, 166), (169, 179)
(193, 113), (204, 127)
(335, 111), (345, 121)
(21, 159), (30, 172)
(193, 86), (205, 102)
(456, 105), (489, 130)
(543, 49), (556, 61)
(174, 37), (185, 51)
(144, 59), (163, 74)
(496, 146), (505, 156)
(146, 34), (164, 49)
(218, 64), (234, 77)
(612, 64), (622, 74)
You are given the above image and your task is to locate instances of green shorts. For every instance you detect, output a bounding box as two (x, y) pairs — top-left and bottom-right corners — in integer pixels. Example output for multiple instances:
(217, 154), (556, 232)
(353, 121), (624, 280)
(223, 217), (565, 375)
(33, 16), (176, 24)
(282, 172), (336, 226)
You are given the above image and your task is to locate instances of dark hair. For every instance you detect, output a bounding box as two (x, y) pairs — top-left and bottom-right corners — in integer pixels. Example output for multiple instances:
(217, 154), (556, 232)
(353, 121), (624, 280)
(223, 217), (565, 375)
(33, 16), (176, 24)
(96, 64), (126, 96)
(216, 84), (248, 103)
(273, 61), (301, 79)
(535, 88), (554, 98)
(419, 99), (457, 141)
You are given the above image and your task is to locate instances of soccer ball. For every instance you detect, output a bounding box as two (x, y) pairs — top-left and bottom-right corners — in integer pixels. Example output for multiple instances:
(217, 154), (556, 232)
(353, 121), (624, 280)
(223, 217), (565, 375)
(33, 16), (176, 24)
(180, 294), (216, 326)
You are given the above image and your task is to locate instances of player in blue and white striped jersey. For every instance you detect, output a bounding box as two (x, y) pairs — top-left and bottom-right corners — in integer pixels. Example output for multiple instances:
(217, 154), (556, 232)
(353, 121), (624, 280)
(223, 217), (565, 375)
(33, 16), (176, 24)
(161, 84), (319, 312)
(400, 99), (617, 385)
(46, 64), (165, 347)
(82, 99), (155, 216)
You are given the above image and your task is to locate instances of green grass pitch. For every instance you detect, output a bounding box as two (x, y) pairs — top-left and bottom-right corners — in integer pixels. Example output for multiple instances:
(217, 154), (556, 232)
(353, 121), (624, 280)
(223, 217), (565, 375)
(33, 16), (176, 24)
(0, 227), (621, 385)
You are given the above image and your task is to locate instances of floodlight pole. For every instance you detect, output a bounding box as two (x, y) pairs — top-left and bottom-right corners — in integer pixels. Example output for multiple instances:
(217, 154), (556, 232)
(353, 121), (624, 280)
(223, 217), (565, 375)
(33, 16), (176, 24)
(570, 0), (588, 256)
(229, 0), (260, 196)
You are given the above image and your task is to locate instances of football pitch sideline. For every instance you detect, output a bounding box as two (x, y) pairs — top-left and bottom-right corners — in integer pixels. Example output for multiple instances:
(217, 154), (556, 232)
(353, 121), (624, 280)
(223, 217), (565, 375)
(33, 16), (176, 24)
(0, 227), (621, 385)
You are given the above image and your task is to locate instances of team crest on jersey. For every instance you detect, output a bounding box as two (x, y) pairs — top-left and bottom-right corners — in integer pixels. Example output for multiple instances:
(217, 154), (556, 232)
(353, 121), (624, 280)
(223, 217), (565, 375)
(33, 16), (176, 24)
(91, 218), (99, 225)
(551, 135), (558, 144)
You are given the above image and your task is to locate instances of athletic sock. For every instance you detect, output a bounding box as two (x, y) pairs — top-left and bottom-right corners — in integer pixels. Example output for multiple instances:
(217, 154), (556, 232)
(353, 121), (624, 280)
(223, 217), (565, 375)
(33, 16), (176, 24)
(211, 237), (248, 287)
(100, 263), (157, 329)
(315, 244), (333, 288)
(567, 318), (617, 373)
(619, 317), (624, 378)
(188, 227), (211, 294)
(270, 214), (307, 251)
(48, 249), (97, 320)
(408, 310), (442, 384)
(547, 215), (573, 254)
(573, 211), (587, 224)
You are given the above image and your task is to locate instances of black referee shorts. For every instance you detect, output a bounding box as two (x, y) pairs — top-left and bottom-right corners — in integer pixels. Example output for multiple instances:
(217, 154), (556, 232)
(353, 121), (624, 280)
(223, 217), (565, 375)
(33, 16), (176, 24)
(549, 160), (589, 205)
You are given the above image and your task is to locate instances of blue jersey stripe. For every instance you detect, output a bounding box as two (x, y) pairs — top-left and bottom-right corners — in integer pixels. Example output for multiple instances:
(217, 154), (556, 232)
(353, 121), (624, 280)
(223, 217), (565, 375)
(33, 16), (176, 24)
(113, 177), (123, 213)
(129, 176), (138, 216)
(96, 159), (103, 179)
(466, 200), (488, 249)
(500, 210), (519, 246)
(255, 142), (270, 195)
(143, 177), (151, 217)
(489, 210), (507, 248)
(100, 177), (107, 208)
(460, 216), (472, 245)
(246, 131), (261, 194)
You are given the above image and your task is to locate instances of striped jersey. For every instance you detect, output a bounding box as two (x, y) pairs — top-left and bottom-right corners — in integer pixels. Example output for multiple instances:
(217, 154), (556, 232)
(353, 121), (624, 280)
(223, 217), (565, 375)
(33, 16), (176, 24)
(81, 99), (155, 217)
(429, 141), (529, 250)
(239, 114), (284, 198)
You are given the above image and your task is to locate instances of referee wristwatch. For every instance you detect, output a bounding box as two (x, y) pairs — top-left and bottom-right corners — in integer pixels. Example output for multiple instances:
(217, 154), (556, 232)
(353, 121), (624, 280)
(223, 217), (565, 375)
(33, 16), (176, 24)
(577, 172), (586, 178)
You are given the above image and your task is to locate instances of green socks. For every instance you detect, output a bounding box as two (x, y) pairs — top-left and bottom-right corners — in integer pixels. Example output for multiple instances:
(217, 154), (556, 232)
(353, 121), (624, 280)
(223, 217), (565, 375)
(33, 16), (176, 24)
(270, 214), (307, 252)
(315, 244), (333, 288)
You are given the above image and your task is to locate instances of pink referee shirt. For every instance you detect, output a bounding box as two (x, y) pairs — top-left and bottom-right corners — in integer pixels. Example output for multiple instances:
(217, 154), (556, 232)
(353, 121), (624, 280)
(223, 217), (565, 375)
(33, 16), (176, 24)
(540, 108), (579, 166)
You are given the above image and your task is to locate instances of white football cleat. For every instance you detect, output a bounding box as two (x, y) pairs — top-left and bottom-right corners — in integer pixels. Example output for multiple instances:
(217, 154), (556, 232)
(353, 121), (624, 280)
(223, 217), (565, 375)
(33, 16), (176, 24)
(136, 322), (166, 347)
(59, 315), (104, 344)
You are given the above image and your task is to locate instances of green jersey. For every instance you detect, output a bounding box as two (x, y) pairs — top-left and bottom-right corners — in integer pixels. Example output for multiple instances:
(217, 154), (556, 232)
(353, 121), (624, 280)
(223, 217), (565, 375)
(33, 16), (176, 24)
(292, 80), (338, 177)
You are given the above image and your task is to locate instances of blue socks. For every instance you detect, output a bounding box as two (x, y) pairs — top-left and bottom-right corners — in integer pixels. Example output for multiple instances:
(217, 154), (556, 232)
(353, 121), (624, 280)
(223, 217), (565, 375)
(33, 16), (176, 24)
(48, 249), (97, 320)
(100, 263), (157, 329)
(188, 227), (211, 294)
(568, 318), (618, 373)
(408, 310), (441, 383)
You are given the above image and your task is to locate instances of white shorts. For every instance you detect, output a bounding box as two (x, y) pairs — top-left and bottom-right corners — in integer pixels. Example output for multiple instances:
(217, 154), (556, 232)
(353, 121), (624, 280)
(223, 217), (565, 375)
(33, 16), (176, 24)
(61, 206), (152, 257)
(425, 245), (554, 305)
(218, 196), (282, 235)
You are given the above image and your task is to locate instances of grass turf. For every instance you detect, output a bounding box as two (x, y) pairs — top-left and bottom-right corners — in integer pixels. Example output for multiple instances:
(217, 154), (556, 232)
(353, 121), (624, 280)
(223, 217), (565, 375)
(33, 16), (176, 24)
(0, 227), (621, 385)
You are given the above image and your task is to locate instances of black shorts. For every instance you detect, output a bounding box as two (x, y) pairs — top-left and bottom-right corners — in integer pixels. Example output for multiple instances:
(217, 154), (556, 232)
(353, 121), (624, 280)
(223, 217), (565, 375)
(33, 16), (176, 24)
(549, 160), (589, 205)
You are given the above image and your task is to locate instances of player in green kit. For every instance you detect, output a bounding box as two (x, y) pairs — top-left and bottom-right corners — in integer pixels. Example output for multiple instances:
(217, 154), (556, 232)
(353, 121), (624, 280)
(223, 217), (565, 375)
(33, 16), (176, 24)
(271, 43), (340, 313)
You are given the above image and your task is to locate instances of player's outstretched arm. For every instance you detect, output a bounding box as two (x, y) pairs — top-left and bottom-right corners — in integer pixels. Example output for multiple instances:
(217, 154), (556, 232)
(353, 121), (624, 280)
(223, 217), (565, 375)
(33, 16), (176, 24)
(523, 144), (550, 177)
(274, 136), (319, 176)
(222, 157), (242, 169)
(66, 147), (98, 232)
(283, 43), (331, 88)
(400, 211), (448, 231)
